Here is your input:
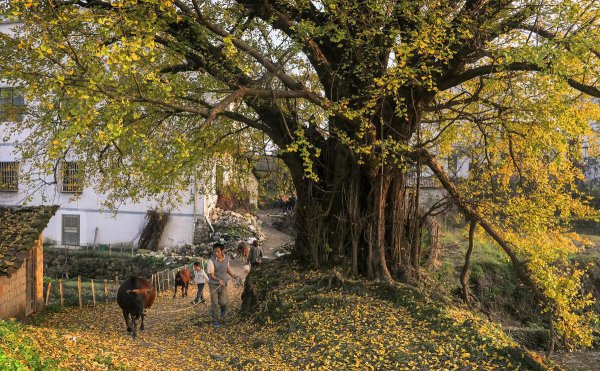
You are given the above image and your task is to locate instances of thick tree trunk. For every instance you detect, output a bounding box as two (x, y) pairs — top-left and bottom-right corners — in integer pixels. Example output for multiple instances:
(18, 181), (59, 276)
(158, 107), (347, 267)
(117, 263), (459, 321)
(389, 175), (408, 277)
(287, 141), (422, 281)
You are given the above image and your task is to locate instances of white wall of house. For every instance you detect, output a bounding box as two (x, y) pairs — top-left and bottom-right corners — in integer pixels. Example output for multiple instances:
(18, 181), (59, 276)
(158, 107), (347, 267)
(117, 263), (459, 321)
(0, 122), (213, 248)
(0, 21), (17, 35)
(1, 21), (217, 248)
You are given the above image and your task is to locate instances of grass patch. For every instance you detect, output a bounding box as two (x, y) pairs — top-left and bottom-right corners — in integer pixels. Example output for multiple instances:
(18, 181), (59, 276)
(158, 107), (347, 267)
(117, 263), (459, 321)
(435, 227), (511, 293)
(0, 320), (61, 370)
(432, 227), (543, 326)
(580, 234), (600, 248)
(42, 277), (122, 307)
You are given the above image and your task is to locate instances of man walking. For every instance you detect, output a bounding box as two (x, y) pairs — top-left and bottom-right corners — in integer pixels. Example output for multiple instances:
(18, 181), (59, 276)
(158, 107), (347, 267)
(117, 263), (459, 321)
(249, 240), (263, 265)
(207, 242), (239, 328)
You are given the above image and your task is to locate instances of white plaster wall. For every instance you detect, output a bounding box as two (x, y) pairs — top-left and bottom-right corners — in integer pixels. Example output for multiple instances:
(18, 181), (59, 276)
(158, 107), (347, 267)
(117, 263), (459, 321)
(1, 122), (210, 248)
(0, 8), (213, 248)
(0, 21), (17, 36)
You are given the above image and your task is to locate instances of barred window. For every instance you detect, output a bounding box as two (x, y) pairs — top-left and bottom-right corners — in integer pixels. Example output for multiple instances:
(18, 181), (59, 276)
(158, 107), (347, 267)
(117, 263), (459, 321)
(61, 161), (83, 193)
(0, 88), (25, 123)
(0, 161), (19, 191)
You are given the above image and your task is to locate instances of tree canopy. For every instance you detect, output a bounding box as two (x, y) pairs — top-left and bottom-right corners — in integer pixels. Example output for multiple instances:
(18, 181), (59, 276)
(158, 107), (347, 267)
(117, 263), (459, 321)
(1, 0), (599, 346)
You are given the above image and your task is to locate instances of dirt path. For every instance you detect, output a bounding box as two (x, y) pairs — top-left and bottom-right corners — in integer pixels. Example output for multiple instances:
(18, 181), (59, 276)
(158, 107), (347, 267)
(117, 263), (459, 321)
(19, 216), (296, 370)
(257, 210), (295, 259)
(25, 284), (251, 369)
(552, 351), (600, 371)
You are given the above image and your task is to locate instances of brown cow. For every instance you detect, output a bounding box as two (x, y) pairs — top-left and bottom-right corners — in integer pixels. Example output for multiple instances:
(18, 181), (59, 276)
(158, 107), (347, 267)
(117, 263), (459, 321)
(173, 268), (191, 298)
(116, 277), (156, 339)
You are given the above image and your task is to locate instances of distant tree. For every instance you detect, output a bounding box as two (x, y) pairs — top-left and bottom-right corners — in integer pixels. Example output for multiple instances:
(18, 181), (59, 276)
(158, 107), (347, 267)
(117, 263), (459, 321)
(1, 0), (599, 345)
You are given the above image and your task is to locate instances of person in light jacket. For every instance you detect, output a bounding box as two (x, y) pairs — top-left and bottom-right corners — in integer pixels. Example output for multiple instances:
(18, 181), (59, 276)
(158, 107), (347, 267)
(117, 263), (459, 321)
(191, 261), (209, 305)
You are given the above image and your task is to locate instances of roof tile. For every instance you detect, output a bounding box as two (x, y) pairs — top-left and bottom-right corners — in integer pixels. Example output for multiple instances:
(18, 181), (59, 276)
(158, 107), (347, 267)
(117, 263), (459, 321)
(0, 205), (58, 277)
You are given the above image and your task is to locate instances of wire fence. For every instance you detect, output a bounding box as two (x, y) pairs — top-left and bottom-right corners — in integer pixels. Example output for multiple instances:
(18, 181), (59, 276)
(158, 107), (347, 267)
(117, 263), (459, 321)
(42, 260), (209, 308)
(46, 243), (140, 257)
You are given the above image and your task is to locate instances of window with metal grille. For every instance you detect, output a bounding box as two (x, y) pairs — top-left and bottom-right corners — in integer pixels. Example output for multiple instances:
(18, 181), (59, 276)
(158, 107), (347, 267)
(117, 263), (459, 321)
(0, 88), (25, 123)
(0, 161), (19, 191)
(61, 161), (83, 193)
(62, 214), (80, 246)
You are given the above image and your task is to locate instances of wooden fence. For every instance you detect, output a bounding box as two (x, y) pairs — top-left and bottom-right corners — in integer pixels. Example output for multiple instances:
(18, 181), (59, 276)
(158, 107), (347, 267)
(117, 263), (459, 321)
(42, 260), (206, 308)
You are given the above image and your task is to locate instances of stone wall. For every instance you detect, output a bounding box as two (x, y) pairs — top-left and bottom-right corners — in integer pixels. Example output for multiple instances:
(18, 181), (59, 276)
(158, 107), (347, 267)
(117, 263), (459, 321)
(414, 188), (446, 208)
(0, 265), (27, 320)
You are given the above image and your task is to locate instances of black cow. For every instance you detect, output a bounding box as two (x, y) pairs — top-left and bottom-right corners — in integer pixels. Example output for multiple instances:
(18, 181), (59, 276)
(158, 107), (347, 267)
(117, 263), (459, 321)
(116, 277), (156, 339)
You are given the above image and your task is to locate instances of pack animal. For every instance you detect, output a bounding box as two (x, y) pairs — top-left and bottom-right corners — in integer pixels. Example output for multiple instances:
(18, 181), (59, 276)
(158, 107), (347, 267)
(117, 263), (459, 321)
(173, 268), (191, 298)
(116, 277), (156, 338)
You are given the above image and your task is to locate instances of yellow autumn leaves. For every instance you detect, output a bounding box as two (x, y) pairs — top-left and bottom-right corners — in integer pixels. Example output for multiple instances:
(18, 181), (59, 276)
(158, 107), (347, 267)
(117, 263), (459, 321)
(2, 260), (542, 370)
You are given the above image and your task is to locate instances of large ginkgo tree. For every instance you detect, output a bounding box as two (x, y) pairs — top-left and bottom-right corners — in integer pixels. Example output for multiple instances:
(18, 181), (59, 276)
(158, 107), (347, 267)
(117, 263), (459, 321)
(1, 0), (599, 345)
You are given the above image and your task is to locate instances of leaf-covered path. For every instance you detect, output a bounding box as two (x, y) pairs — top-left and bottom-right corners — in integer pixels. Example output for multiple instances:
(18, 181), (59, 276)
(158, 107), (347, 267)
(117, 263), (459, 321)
(4, 258), (551, 370)
(22, 284), (251, 369)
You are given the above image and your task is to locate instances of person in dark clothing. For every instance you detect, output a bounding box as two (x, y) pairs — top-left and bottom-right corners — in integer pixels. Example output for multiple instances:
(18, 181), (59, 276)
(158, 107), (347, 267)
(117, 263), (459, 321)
(249, 240), (263, 265)
(287, 196), (296, 213)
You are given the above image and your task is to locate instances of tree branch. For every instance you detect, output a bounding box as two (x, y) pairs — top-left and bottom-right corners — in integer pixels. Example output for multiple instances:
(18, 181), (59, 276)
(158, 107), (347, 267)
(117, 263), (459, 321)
(438, 62), (600, 98)
(438, 62), (540, 91)
(416, 148), (547, 304)
(180, 3), (304, 91)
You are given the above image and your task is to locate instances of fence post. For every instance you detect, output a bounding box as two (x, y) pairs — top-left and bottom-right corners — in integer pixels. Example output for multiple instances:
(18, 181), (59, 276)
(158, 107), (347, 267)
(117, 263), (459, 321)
(115, 275), (119, 296)
(59, 279), (63, 307)
(77, 276), (82, 307)
(91, 279), (96, 306)
(104, 279), (108, 303)
(45, 281), (52, 306)
(109, 244), (112, 255)
(131, 245), (134, 256)
(167, 271), (170, 289)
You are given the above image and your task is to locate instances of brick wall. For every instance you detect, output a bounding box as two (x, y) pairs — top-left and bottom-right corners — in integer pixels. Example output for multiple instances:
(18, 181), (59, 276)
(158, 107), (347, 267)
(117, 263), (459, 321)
(0, 266), (27, 320)
(0, 234), (44, 320)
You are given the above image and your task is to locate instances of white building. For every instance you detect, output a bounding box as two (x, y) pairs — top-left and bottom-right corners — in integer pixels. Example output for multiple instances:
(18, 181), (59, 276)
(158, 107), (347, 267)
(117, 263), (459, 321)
(0, 20), (222, 249)
(0, 119), (218, 248)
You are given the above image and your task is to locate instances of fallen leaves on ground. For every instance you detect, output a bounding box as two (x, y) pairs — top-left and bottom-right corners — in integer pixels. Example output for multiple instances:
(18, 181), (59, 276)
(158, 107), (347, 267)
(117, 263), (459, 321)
(2, 260), (542, 370)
